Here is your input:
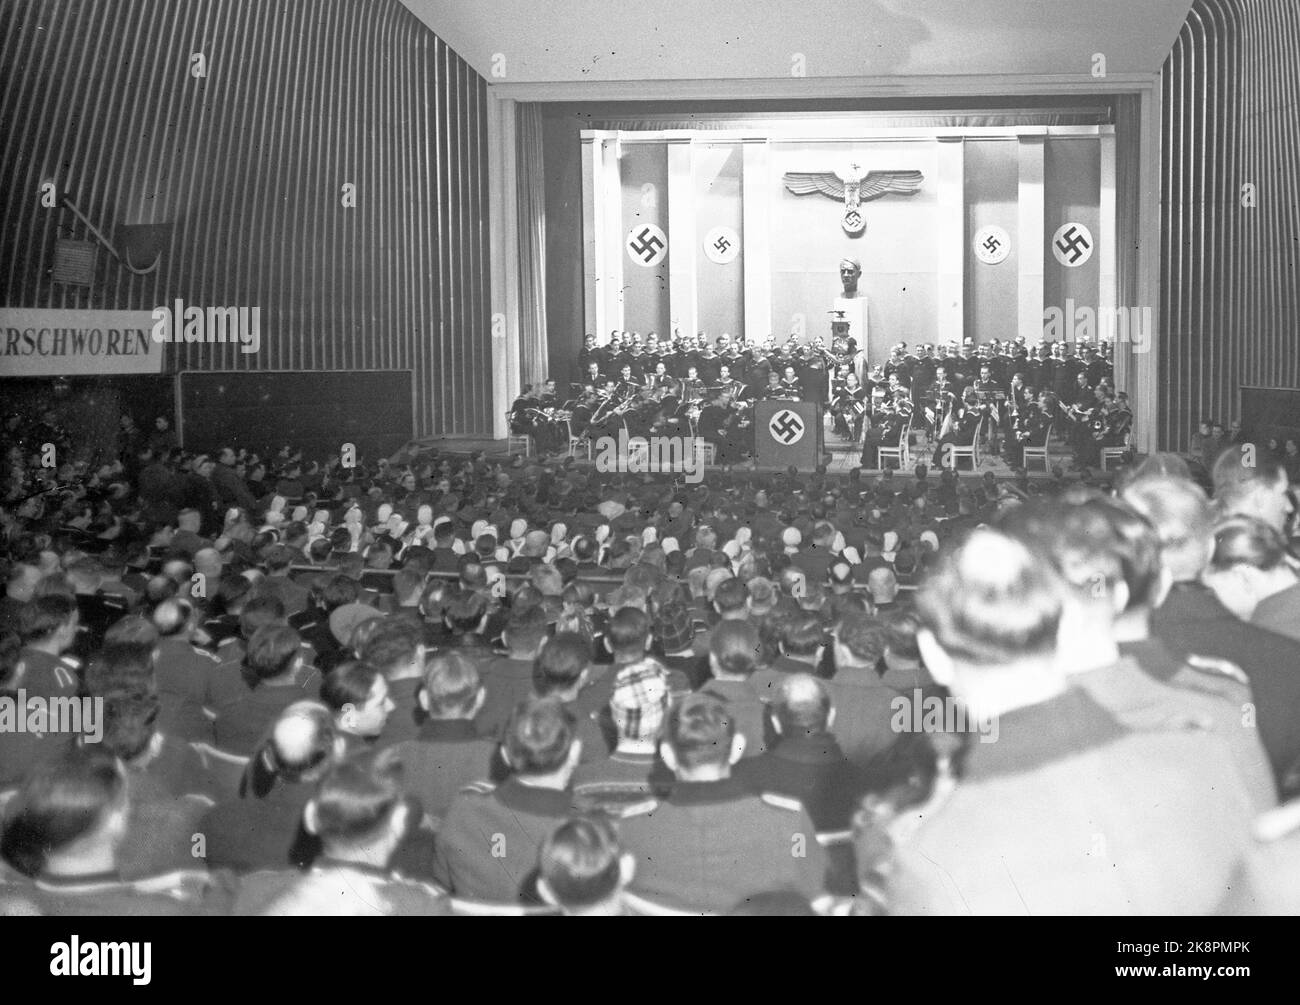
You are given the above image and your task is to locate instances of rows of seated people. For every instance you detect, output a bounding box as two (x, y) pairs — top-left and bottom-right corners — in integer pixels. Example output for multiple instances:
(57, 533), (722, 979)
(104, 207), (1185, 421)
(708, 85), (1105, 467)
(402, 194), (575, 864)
(1, 416), (1299, 914)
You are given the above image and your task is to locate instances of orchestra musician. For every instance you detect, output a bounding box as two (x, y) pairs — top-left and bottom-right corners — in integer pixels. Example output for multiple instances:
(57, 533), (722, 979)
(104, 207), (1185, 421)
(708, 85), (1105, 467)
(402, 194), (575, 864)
(830, 372), (868, 442)
(779, 365), (804, 401)
(970, 365), (1005, 456)
(1004, 392), (1051, 469)
(680, 365), (706, 404)
(716, 365), (746, 402)
(647, 361), (676, 394)
(930, 387), (982, 468)
(509, 378), (569, 455)
(861, 387), (913, 468)
(697, 389), (751, 466)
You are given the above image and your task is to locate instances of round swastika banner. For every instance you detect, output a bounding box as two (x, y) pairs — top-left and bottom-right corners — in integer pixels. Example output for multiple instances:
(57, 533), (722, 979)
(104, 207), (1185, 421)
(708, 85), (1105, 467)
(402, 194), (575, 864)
(626, 223), (668, 267)
(769, 408), (806, 445)
(1051, 222), (1094, 268)
(703, 225), (740, 264)
(973, 224), (1011, 265)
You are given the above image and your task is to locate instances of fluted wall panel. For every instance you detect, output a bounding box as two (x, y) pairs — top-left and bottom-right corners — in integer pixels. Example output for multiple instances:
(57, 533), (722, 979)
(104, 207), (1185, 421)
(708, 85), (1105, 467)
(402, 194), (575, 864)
(0, 0), (490, 436)
(1160, 0), (1300, 448)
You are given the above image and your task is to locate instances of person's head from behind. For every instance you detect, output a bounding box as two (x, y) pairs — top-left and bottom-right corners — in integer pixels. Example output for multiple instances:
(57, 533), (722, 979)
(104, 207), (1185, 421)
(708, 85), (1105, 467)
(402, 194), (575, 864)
(99, 690), (161, 762)
(1, 746), (128, 878)
(866, 566), (898, 603)
(712, 577), (749, 620)
(503, 604), (549, 659)
(302, 759), (408, 866)
(709, 620), (760, 679)
(444, 590), (489, 637)
(320, 660), (394, 738)
(150, 597), (194, 639)
(1212, 450), (1294, 536)
(1120, 476), (1214, 584)
(661, 693), (743, 781)
(418, 650), (485, 721)
(780, 613), (826, 662)
(1000, 497), (1162, 647)
(914, 528), (1065, 706)
(537, 816), (634, 916)
(833, 613), (886, 672)
(605, 607), (652, 663)
(533, 632), (590, 700)
(1204, 514), (1296, 620)
(772, 674), (834, 740)
(357, 616), (425, 680)
(881, 608), (923, 666)
(17, 594), (79, 653)
(255, 701), (341, 787)
(501, 698), (580, 784)
(244, 624), (303, 684)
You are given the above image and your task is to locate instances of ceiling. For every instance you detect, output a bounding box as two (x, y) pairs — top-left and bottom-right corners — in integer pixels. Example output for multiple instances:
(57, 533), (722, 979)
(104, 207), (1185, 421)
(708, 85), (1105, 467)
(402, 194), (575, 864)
(400, 0), (1194, 85)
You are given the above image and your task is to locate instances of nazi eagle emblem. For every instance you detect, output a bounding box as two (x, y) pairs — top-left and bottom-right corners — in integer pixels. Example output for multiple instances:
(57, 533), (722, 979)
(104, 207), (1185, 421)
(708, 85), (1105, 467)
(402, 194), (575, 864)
(782, 163), (924, 235)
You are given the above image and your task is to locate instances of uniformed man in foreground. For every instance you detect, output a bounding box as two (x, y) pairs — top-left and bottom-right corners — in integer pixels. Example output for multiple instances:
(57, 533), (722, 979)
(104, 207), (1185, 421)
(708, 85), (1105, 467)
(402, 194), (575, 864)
(0, 746), (233, 916)
(233, 759), (449, 915)
(431, 697), (580, 903)
(616, 692), (828, 913)
(887, 529), (1257, 915)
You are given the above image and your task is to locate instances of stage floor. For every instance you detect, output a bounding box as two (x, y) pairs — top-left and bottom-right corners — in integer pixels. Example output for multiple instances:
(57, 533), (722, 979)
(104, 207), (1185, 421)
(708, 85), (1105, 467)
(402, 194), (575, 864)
(405, 427), (1086, 479)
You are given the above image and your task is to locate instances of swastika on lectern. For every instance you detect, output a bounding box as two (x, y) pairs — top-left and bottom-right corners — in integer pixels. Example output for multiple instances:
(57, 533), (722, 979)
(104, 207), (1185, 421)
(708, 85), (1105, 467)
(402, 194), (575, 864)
(982, 235), (1001, 254)
(1051, 222), (1094, 267)
(769, 409), (805, 444)
(626, 224), (667, 267)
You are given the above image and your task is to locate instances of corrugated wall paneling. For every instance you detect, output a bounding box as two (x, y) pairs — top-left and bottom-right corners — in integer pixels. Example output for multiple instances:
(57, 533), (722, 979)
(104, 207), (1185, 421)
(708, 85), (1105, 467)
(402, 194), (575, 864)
(0, 0), (490, 436)
(1160, 0), (1300, 448)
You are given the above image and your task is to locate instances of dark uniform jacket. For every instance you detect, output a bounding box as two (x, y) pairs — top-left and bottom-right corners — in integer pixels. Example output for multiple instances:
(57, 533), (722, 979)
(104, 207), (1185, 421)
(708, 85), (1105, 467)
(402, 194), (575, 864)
(617, 776), (827, 913)
(733, 732), (874, 833)
(890, 689), (1255, 915)
(1151, 582), (1300, 790)
(384, 720), (499, 821)
(431, 778), (573, 903)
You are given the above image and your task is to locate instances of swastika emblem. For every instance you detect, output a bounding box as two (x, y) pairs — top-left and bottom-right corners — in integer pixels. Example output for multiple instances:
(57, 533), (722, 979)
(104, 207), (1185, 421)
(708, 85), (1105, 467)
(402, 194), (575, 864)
(769, 408), (805, 445)
(973, 225), (1010, 265)
(1051, 222), (1094, 268)
(703, 225), (740, 264)
(626, 223), (667, 267)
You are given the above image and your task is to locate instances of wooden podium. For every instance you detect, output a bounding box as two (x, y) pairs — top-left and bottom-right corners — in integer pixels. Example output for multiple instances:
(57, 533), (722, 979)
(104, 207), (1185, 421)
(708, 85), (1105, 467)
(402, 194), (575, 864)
(753, 400), (823, 472)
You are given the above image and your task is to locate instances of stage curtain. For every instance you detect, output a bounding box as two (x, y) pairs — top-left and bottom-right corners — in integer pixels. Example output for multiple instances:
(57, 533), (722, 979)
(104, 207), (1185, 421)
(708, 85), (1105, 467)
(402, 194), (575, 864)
(1114, 94), (1141, 409)
(516, 102), (549, 388)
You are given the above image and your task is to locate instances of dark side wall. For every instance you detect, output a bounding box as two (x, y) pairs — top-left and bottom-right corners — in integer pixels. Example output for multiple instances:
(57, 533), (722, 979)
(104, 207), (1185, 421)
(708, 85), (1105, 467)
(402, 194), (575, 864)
(0, 0), (491, 439)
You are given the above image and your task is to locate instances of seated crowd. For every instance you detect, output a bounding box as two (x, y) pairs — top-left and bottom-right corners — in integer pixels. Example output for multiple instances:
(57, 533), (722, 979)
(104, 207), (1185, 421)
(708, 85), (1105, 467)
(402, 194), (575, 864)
(1, 411), (1299, 915)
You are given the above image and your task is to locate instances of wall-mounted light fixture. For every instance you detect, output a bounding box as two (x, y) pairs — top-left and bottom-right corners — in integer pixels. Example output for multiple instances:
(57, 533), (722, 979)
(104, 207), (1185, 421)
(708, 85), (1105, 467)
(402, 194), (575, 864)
(59, 196), (171, 275)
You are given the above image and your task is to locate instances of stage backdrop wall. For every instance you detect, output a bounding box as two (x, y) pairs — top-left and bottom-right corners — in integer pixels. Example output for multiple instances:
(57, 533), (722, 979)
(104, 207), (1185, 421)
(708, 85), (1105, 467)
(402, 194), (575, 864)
(1044, 137), (1102, 337)
(695, 143), (745, 340)
(618, 144), (670, 338)
(964, 139), (1021, 345)
(0, 0), (491, 438)
(770, 139), (939, 364)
